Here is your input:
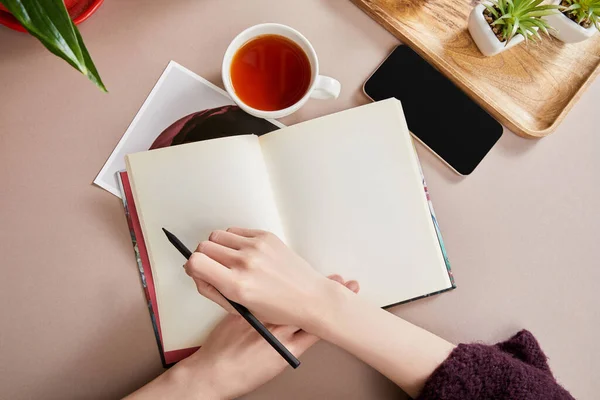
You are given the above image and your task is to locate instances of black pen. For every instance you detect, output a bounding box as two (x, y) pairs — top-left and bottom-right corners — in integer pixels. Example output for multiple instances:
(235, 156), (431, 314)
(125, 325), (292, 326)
(162, 228), (300, 369)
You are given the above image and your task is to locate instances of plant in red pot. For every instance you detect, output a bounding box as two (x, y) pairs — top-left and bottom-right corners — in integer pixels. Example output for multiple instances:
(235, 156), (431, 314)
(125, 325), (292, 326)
(0, 0), (103, 31)
(0, 0), (106, 91)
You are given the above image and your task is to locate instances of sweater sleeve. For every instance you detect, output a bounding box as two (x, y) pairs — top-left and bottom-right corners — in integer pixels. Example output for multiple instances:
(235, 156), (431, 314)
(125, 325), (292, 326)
(416, 330), (574, 400)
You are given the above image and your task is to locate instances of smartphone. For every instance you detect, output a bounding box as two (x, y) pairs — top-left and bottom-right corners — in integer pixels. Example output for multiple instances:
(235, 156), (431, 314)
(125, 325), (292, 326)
(364, 46), (503, 175)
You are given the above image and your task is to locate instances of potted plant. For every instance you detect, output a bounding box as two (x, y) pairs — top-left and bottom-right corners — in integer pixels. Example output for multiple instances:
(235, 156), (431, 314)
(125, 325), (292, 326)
(0, 0), (103, 32)
(0, 0), (105, 91)
(543, 0), (599, 42)
(468, 0), (559, 56)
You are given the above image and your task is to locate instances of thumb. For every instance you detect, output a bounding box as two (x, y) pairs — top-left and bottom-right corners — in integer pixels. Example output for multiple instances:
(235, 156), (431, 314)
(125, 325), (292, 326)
(193, 278), (236, 314)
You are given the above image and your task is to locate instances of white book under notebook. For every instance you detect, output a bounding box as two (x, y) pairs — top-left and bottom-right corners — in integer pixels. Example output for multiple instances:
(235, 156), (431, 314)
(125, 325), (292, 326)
(124, 98), (454, 356)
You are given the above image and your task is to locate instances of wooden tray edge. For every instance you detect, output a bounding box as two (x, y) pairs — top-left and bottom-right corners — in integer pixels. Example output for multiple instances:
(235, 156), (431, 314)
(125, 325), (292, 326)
(350, 0), (600, 139)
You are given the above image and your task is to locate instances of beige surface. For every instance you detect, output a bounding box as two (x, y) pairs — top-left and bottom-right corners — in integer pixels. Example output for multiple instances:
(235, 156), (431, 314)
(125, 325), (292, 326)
(0, 0), (597, 399)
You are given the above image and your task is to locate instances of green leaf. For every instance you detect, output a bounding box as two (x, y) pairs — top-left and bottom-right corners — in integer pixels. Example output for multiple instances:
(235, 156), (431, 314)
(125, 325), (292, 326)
(527, 9), (560, 16)
(529, 0), (545, 9)
(485, 3), (500, 18)
(532, 4), (561, 10)
(506, 18), (520, 43)
(521, 23), (540, 41)
(530, 17), (551, 35)
(0, 0), (107, 92)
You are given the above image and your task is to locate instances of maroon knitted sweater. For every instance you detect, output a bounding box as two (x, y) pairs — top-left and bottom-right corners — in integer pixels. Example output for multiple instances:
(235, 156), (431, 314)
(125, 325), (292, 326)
(417, 330), (574, 400)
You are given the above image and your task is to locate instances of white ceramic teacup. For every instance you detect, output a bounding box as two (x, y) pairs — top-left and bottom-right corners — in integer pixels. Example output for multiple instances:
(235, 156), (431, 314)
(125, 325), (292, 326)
(222, 23), (341, 119)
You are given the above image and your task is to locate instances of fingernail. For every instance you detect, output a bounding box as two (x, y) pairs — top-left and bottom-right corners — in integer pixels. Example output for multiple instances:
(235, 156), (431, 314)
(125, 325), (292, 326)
(346, 281), (360, 293)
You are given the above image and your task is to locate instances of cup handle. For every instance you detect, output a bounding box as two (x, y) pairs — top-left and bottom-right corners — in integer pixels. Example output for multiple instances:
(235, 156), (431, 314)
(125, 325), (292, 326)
(310, 75), (341, 100)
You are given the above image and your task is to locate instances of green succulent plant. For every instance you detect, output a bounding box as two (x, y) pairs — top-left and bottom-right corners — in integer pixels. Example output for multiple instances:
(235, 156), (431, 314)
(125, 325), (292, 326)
(483, 0), (560, 43)
(560, 0), (600, 30)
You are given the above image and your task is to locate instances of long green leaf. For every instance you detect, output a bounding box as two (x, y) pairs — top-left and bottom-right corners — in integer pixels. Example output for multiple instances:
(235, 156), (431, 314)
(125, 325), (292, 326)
(485, 3), (500, 18)
(531, 4), (562, 11)
(530, 17), (551, 35)
(529, 0), (545, 9)
(0, 0), (106, 92)
(527, 9), (561, 16)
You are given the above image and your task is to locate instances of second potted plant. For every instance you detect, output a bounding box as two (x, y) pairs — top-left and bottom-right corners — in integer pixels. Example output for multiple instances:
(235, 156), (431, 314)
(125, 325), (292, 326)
(468, 0), (559, 56)
(544, 0), (599, 43)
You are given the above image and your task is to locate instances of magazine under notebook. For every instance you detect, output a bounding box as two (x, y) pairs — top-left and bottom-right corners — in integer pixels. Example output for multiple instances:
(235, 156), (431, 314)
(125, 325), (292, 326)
(119, 99), (455, 365)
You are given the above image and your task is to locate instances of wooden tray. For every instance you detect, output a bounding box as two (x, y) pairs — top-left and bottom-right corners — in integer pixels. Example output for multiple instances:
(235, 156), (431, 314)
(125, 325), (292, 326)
(351, 0), (600, 138)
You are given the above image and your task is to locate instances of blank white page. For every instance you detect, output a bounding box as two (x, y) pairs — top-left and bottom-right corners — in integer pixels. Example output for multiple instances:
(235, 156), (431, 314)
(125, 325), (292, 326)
(259, 99), (452, 306)
(126, 135), (285, 352)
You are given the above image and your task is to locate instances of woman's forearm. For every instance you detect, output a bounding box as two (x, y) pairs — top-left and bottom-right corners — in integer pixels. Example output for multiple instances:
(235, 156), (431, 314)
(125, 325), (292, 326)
(124, 356), (223, 400)
(311, 281), (455, 398)
(124, 361), (218, 400)
(184, 229), (455, 398)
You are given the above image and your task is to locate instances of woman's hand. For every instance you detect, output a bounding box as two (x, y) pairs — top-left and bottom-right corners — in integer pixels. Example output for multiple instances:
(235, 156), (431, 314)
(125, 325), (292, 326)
(177, 315), (317, 399)
(184, 275), (358, 399)
(125, 278), (359, 400)
(184, 228), (356, 330)
(184, 228), (455, 399)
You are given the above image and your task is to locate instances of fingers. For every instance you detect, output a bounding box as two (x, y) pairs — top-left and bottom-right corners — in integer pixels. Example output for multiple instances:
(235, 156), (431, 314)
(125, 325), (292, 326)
(209, 230), (251, 250)
(327, 274), (344, 284)
(345, 280), (360, 294)
(194, 278), (236, 313)
(185, 252), (234, 295)
(328, 274), (360, 294)
(226, 227), (269, 238)
(196, 240), (241, 267)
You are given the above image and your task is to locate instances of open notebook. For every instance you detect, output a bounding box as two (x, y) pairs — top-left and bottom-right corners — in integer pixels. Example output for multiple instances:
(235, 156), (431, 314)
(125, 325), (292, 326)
(121, 99), (454, 363)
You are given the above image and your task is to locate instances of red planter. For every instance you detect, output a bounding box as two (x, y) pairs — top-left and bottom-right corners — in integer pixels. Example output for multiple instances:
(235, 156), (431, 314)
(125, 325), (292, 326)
(0, 0), (104, 32)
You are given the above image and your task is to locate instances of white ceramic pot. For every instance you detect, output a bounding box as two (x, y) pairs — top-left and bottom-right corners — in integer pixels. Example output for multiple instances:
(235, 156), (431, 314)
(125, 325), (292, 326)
(468, 4), (525, 56)
(544, 1), (597, 43)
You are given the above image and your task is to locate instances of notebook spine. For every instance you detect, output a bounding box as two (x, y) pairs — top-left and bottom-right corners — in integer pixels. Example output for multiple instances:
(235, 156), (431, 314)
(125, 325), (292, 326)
(117, 171), (168, 367)
(414, 147), (456, 288)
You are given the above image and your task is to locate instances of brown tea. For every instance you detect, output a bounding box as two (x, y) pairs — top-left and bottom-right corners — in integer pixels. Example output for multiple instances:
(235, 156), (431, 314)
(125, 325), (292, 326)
(230, 34), (311, 111)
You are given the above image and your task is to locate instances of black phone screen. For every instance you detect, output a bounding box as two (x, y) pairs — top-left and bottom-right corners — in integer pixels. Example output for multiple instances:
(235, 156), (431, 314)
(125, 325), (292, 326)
(364, 46), (503, 175)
